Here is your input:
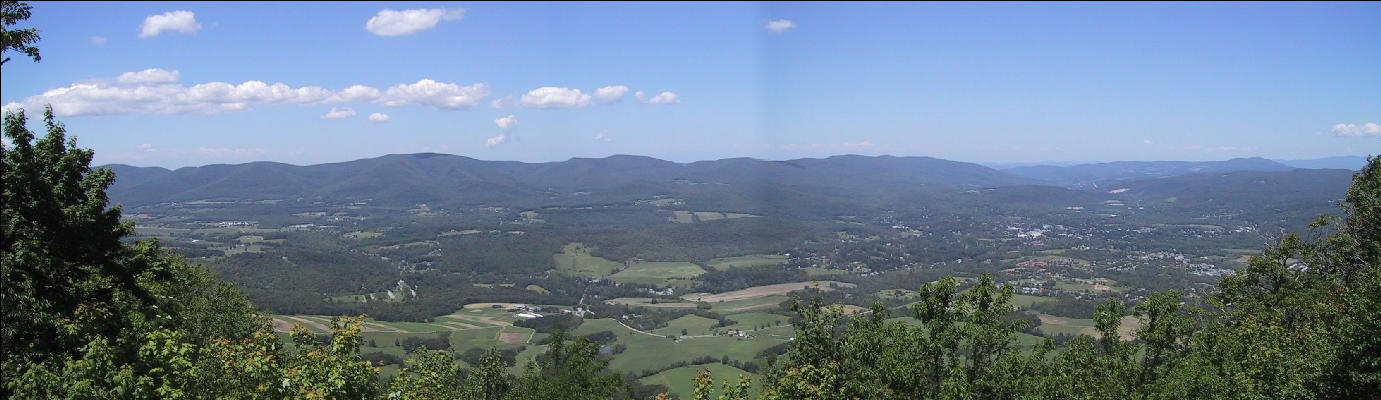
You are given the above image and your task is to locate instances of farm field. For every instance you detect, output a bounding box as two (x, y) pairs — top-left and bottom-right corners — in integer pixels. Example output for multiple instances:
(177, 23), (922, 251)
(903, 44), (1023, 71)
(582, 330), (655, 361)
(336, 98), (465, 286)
(721, 312), (789, 332)
(1033, 314), (1139, 339)
(707, 295), (791, 314)
(570, 318), (789, 376)
(705, 254), (787, 271)
(1054, 278), (1127, 294)
(609, 261), (706, 287)
(553, 242), (625, 278)
(1011, 294), (1056, 308)
(669, 211), (696, 223)
(607, 297), (699, 308)
(667, 211), (758, 224)
(638, 363), (757, 400)
(684, 281), (853, 303)
(651, 314), (720, 337)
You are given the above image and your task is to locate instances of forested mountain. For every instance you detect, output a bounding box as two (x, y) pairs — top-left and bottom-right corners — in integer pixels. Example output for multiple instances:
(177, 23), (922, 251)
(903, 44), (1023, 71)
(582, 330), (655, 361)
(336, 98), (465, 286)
(105, 153), (1358, 215)
(102, 153), (1033, 208)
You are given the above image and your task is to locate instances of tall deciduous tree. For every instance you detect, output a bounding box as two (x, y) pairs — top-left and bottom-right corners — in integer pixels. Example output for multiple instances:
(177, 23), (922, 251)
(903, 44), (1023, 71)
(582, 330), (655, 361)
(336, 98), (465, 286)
(1, 1), (41, 65)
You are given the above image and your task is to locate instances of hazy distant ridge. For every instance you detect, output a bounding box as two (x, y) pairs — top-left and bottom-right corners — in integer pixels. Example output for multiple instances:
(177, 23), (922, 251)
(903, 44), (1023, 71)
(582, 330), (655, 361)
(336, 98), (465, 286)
(104, 154), (1355, 208)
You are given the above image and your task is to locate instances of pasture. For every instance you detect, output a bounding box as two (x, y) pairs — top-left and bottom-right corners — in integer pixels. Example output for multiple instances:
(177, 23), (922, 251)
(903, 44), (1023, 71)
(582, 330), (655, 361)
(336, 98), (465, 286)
(607, 297), (699, 308)
(639, 363), (756, 400)
(609, 261), (706, 287)
(685, 281), (853, 303)
(651, 314), (720, 337)
(553, 242), (625, 278)
(705, 254), (787, 271)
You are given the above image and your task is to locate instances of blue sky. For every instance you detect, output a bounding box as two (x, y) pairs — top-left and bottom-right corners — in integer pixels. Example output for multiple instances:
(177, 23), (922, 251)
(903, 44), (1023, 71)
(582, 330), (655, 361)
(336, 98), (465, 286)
(2, 1), (1377, 168)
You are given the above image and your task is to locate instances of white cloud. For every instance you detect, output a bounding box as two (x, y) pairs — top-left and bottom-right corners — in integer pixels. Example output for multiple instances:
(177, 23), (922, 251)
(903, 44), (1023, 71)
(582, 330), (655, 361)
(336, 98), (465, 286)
(636, 91), (680, 105)
(321, 106), (356, 119)
(494, 85), (635, 108)
(3, 80), (332, 116)
(765, 19), (796, 33)
(337, 85), (382, 103)
(139, 11), (201, 38)
(494, 114), (518, 130)
(519, 87), (592, 108)
(6, 71), (694, 117)
(1332, 122), (1381, 137)
(1143, 139), (1153, 144)
(592, 85), (629, 103)
(4, 75), (491, 117)
(368, 113), (390, 122)
(90, 36), (107, 44)
(365, 8), (463, 36)
(116, 68), (180, 84)
(137, 143), (158, 152)
(842, 140), (875, 148)
(594, 131), (612, 142)
(485, 134), (507, 147)
(378, 79), (490, 110)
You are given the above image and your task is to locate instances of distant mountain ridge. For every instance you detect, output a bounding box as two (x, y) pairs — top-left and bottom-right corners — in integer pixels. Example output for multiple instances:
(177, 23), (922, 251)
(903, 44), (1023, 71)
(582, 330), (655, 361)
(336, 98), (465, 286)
(1273, 156), (1369, 170)
(103, 153), (1029, 208)
(1001, 157), (1297, 189)
(103, 153), (1360, 210)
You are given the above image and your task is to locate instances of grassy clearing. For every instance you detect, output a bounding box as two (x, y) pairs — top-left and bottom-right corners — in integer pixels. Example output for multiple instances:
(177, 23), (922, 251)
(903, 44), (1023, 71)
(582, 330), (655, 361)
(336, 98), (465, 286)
(803, 267), (851, 276)
(553, 242), (625, 278)
(607, 297), (698, 308)
(570, 318), (787, 376)
(218, 244), (264, 256)
(669, 211), (696, 224)
(615, 329), (785, 374)
(651, 315), (720, 337)
(707, 296), (790, 314)
(693, 212), (725, 222)
(1034, 314), (1140, 340)
(686, 281), (853, 303)
(1054, 278), (1126, 294)
(342, 231), (382, 239)
(1011, 294), (1056, 308)
(525, 284), (549, 294)
(609, 262), (706, 287)
(1034, 314), (1098, 337)
(639, 363), (755, 400)
(705, 254), (787, 271)
(721, 312), (789, 331)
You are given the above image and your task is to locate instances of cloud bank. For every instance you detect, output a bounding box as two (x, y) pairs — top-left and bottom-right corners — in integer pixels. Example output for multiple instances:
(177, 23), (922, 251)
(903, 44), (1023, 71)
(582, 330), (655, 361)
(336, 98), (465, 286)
(2, 70), (679, 117)
(1, 71), (491, 117)
(1332, 122), (1381, 137)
